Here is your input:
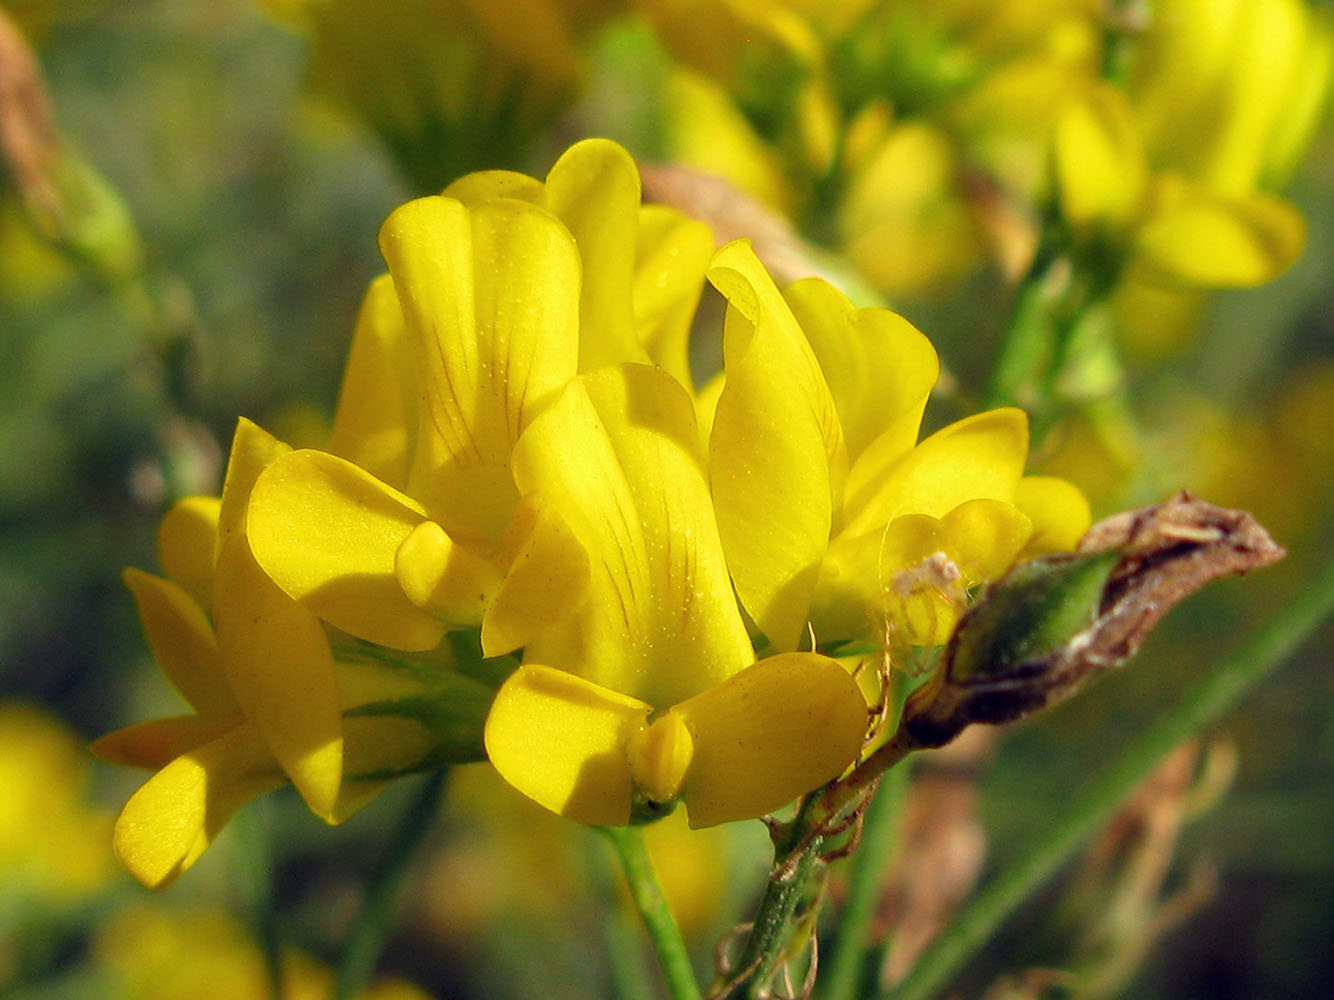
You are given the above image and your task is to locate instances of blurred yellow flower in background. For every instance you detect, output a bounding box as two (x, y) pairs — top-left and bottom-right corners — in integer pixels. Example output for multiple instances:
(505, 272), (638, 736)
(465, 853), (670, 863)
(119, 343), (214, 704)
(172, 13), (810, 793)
(0, 702), (113, 901)
(258, 0), (627, 188)
(92, 903), (435, 1000)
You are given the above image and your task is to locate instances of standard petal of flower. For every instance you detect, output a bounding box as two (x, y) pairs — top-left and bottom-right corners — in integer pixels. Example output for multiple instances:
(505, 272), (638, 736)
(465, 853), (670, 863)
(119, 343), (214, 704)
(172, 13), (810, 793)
(122, 568), (239, 717)
(708, 239), (847, 651)
(213, 534), (343, 820)
(484, 665), (651, 827)
(843, 408), (1030, 539)
(632, 204), (714, 392)
(90, 715), (242, 770)
(248, 449), (447, 651)
(479, 494), (590, 657)
(675, 653), (867, 828)
(513, 365), (753, 707)
(379, 195), (580, 539)
(326, 274), (418, 490)
(156, 496), (220, 611)
(113, 723), (284, 890)
(543, 138), (648, 371)
(1135, 189), (1306, 287)
(1014, 476), (1093, 555)
(782, 278), (938, 463)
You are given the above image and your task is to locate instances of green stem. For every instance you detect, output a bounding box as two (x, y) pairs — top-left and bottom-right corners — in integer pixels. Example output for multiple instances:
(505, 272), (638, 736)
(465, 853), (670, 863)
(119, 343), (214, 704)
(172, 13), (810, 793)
(883, 561), (1334, 1000)
(731, 834), (824, 1000)
(985, 253), (1062, 412)
(820, 766), (911, 1000)
(590, 830), (656, 1000)
(602, 825), (703, 1000)
(335, 771), (449, 1000)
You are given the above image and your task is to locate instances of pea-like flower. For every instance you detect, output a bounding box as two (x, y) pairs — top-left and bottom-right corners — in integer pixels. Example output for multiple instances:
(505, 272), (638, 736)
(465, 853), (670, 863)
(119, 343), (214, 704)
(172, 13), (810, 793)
(484, 364), (869, 827)
(95, 420), (491, 888)
(704, 240), (1090, 652)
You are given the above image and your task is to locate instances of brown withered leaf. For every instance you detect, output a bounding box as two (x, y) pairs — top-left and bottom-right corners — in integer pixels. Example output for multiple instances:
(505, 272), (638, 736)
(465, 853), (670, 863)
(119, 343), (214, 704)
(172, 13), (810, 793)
(1074, 490), (1286, 664)
(899, 492), (1285, 751)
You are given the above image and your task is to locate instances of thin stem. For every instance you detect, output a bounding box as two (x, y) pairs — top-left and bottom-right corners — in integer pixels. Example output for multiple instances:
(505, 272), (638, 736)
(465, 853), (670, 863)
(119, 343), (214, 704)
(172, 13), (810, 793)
(820, 766), (911, 1000)
(602, 825), (703, 1000)
(335, 771), (449, 1000)
(732, 834), (824, 999)
(590, 829), (656, 1000)
(883, 562), (1334, 1000)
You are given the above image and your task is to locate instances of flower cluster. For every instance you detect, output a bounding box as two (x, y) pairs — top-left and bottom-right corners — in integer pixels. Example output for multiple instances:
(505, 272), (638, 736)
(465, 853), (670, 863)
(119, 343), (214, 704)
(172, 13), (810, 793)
(638, 0), (1329, 301)
(99, 139), (1088, 888)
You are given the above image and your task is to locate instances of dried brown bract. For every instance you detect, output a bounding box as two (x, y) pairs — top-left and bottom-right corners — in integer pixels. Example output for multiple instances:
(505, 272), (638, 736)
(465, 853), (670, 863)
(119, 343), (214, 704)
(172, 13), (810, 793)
(898, 492), (1285, 752)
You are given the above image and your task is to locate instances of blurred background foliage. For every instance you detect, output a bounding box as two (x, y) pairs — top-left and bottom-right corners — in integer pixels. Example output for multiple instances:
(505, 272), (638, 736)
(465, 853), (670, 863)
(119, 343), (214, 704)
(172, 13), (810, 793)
(0, 1), (1330, 998)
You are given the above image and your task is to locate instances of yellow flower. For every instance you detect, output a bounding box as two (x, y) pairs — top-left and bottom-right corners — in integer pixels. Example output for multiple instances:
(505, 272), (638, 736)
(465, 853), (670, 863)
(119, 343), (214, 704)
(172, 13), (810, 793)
(0, 702), (114, 901)
(96, 420), (490, 888)
(705, 240), (1090, 650)
(92, 902), (436, 1000)
(245, 140), (713, 655)
(483, 364), (868, 827)
(1126, 0), (1332, 195)
(260, 0), (625, 186)
(1053, 82), (1308, 289)
(1051, 0), (1329, 292)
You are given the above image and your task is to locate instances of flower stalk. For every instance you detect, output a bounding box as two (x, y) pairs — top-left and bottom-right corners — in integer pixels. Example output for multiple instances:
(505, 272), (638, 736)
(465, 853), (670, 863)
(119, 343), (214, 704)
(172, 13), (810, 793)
(603, 825), (703, 1000)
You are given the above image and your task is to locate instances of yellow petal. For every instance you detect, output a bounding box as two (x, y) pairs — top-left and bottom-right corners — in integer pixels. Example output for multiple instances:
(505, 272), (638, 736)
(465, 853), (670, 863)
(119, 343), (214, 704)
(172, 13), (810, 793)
(626, 711), (695, 806)
(844, 408), (1029, 538)
(479, 494), (590, 657)
(91, 714), (242, 769)
(442, 168), (546, 205)
(513, 365), (754, 707)
(941, 499), (1033, 585)
(379, 195), (580, 538)
(395, 520), (502, 629)
(676, 653), (867, 828)
(782, 278), (938, 463)
(1014, 476), (1092, 555)
(247, 449), (447, 651)
(122, 568), (239, 717)
(326, 274), (418, 489)
(814, 515), (961, 648)
(1054, 83), (1147, 231)
(484, 665), (651, 826)
(1136, 189), (1306, 288)
(543, 138), (648, 372)
(632, 204), (714, 393)
(708, 240), (847, 651)
(213, 534), (343, 820)
(113, 723), (283, 890)
(216, 418), (289, 559)
(156, 496), (220, 611)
